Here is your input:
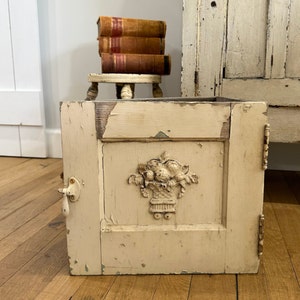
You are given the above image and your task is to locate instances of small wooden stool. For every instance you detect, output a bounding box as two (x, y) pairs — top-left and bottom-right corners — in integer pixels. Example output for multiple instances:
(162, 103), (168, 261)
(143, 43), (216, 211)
(85, 73), (163, 100)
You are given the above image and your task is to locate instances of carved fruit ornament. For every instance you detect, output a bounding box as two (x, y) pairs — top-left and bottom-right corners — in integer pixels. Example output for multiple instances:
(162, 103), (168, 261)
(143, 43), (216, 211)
(128, 152), (198, 220)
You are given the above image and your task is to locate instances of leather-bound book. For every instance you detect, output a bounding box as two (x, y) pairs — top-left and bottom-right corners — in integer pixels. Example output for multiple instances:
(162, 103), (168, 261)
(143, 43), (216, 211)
(97, 16), (167, 37)
(98, 36), (165, 55)
(101, 53), (171, 75)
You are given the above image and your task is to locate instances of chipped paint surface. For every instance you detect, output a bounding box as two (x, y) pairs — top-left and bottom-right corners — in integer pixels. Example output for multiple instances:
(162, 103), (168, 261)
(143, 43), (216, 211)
(95, 100), (231, 140)
(85, 264), (89, 272)
(154, 131), (170, 139)
(62, 100), (266, 274)
(182, 0), (300, 142)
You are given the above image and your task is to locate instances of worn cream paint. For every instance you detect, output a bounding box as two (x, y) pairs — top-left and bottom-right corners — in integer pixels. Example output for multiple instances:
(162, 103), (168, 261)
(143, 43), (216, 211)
(181, 0), (300, 143)
(60, 99), (267, 275)
(60, 102), (102, 274)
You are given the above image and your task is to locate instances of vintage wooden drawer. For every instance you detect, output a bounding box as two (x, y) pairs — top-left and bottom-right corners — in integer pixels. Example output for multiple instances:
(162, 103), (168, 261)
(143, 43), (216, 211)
(60, 98), (268, 275)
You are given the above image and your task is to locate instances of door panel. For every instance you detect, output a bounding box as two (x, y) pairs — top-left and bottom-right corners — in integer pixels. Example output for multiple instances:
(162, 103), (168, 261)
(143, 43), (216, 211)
(0, 0), (14, 89)
(102, 139), (228, 274)
(61, 100), (267, 275)
(103, 141), (226, 226)
(101, 229), (226, 274)
(0, 91), (43, 126)
(265, 0), (290, 78)
(94, 100), (267, 274)
(182, 0), (300, 143)
(0, 0), (46, 157)
(286, 0), (300, 77)
(226, 0), (268, 78)
(102, 141), (228, 274)
(98, 101), (231, 140)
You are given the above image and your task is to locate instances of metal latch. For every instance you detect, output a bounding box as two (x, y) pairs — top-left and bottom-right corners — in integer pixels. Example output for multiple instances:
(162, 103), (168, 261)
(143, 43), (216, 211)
(58, 177), (81, 217)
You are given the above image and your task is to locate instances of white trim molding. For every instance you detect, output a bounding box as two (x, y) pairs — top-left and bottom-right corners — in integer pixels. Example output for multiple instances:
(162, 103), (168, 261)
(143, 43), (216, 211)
(46, 128), (62, 158)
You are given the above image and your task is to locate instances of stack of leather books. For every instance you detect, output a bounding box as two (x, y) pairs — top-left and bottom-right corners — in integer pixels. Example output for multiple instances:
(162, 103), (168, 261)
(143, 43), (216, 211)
(97, 16), (171, 75)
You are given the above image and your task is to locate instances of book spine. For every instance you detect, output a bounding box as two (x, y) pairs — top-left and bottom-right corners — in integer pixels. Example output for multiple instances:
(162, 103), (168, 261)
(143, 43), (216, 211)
(97, 16), (166, 37)
(98, 36), (165, 55)
(101, 53), (171, 75)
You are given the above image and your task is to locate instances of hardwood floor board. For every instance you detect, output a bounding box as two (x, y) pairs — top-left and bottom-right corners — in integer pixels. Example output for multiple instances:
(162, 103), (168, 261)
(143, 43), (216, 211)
(35, 264), (87, 300)
(0, 201), (61, 261)
(261, 202), (300, 299)
(0, 158), (62, 200)
(71, 275), (117, 300)
(0, 231), (67, 300)
(0, 186), (62, 241)
(291, 254), (300, 287)
(0, 159), (62, 208)
(188, 274), (236, 299)
(0, 168), (63, 220)
(152, 275), (191, 300)
(103, 275), (159, 300)
(237, 264), (268, 300)
(272, 203), (300, 256)
(0, 158), (299, 298)
(0, 158), (59, 188)
(0, 214), (65, 286)
(0, 157), (29, 172)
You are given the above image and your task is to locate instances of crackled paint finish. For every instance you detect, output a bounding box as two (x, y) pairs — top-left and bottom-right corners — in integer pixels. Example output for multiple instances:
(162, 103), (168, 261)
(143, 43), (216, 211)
(182, 0), (300, 142)
(61, 99), (267, 275)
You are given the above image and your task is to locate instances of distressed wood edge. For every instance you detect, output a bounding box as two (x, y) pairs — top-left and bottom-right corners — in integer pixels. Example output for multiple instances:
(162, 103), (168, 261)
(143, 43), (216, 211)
(225, 101), (267, 272)
(181, 0), (199, 97)
(222, 79), (300, 107)
(92, 97), (252, 104)
(94, 100), (265, 140)
(95, 102), (117, 139)
(60, 101), (102, 274)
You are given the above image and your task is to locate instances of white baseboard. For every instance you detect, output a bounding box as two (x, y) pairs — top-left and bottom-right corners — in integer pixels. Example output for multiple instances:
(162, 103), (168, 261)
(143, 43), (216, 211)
(46, 128), (62, 158)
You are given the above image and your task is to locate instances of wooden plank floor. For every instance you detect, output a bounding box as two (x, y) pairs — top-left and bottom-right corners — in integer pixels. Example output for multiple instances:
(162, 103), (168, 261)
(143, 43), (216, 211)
(0, 157), (299, 299)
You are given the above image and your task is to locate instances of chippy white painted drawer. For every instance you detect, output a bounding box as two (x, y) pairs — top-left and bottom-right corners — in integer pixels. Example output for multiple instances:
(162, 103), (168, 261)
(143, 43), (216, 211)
(60, 98), (268, 275)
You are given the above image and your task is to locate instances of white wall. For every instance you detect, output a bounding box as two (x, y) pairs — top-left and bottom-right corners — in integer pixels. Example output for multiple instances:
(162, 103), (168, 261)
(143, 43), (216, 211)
(37, 0), (183, 157)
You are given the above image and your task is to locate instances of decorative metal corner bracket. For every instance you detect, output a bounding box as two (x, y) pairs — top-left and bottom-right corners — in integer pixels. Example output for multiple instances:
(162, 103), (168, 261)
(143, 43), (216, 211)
(128, 152), (198, 220)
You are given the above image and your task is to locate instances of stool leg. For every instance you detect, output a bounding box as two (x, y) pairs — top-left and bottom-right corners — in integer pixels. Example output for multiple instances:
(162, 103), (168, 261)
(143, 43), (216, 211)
(85, 82), (98, 101)
(116, 83), (135, 99)
(152, 83), (163, 98)
(116, 83), (122, 99)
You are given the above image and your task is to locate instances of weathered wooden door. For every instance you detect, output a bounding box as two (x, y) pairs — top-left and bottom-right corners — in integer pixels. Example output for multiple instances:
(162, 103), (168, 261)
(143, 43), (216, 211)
(182, 0), (300, 143)
(60, 99), (267, 275)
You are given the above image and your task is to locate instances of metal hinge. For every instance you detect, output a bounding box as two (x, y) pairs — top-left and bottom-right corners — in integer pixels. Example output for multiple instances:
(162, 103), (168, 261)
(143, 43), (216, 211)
(258, 214), (265, 257)
(263, 124), (270, 170)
